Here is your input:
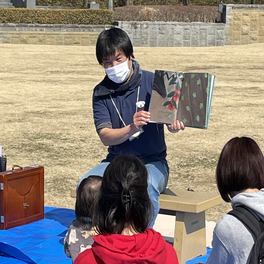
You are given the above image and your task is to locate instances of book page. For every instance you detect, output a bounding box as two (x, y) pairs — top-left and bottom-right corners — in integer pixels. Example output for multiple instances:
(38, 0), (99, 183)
(149, 70), (183, 124)
(149, 70), (215, 129)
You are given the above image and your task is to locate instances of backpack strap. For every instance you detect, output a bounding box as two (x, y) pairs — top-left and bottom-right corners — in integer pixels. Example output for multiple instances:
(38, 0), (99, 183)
(228, 205), (264, 264)
(228, 205), (264, 240)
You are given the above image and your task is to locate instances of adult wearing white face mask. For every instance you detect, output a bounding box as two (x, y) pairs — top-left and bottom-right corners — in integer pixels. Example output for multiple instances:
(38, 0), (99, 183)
(77, 27), (185, 228)
(104, 58), (132, 84)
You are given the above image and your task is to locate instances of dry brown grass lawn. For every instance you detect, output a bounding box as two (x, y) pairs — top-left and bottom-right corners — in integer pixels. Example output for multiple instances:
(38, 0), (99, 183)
(0, 43), (264, 222)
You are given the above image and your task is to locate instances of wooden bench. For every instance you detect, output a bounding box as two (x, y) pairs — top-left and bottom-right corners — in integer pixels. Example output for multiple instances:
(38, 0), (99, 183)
(71, 188), (222, 264)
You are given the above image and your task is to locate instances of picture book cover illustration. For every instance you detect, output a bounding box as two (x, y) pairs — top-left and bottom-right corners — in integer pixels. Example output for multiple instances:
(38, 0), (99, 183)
(149, 70), (215, 129)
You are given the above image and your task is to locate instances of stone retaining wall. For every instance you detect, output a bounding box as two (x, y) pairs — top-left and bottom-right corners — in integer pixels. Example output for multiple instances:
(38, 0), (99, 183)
(118, 21), (227, 47)
(0, 24), (110, 45)
(0, 4), (263, 46)
(226, 5), (264, 45)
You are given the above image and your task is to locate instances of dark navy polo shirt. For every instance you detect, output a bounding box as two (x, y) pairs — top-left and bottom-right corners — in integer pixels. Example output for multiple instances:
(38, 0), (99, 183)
(93, 70), (168, 170)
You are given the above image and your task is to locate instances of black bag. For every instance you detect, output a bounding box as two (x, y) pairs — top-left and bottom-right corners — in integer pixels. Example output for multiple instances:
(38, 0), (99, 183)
(228, 205), (264, 264)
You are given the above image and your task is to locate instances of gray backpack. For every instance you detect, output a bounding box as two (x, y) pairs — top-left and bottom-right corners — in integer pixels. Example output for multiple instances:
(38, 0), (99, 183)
(228, 206), (264, 264)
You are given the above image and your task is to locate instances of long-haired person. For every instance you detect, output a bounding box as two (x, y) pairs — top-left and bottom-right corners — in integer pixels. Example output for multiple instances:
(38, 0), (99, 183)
(75, 155), (179, 264)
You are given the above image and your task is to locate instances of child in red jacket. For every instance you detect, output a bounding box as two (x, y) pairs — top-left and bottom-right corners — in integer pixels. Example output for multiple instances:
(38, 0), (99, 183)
(74, 155), (179, 264)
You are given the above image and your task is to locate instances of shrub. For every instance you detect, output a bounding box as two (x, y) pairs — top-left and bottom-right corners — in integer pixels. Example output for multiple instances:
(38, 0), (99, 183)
(0, 8), (114, 24)
(114, 5), (220, 22)
(36, 0), (264, 8)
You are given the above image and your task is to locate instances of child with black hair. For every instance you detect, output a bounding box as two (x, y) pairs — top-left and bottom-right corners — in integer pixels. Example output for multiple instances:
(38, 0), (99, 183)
(74, 155), (179, 264)
(64, 176), (102, 263)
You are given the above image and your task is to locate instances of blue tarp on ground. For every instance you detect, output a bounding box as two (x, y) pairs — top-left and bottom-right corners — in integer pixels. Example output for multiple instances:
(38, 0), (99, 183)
(0, 207), (210, 264)
(0, 207), (73, 264)
(187, 248), (211, 264)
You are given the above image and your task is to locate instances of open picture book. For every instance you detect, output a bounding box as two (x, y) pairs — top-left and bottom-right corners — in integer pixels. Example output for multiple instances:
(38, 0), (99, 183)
(148, 70), (215, 129)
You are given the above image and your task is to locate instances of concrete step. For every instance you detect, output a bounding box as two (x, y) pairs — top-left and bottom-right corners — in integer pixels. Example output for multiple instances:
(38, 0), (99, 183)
(0, 0), (13, 7)
(0, 3), (14, 6)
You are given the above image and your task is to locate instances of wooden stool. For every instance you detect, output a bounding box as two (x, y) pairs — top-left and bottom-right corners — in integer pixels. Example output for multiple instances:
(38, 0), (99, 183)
(159, 188), (222, 264)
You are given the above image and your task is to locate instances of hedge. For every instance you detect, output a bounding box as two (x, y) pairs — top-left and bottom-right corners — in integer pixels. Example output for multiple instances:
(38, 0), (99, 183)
(0, 8), (114, 24)
(36, 0), (264, 8)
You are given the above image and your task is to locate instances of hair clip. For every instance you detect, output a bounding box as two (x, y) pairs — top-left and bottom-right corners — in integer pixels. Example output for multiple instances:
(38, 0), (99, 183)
(121, 190), (133, 209)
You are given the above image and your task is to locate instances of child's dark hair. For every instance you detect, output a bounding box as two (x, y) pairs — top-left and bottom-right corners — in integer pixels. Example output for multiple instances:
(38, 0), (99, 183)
(216, 136), (264, 202)
(75, 175), (102, 223)
(96, 27), (134, 65)
(93, 155), (152, 234)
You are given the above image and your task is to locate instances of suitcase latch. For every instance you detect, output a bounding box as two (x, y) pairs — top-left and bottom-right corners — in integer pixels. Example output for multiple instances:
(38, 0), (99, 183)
(23, 203), (29, 209)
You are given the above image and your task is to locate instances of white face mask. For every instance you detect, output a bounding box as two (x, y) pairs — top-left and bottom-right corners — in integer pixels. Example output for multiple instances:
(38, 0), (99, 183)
(105, 59), (131, 84)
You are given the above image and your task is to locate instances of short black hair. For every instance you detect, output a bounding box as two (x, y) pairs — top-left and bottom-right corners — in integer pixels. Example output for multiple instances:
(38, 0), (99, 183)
(96, 27), (134, 65)
(93, 155), (152, 234)
(75, 175), (102, 223)
(216, 136), (264, 202)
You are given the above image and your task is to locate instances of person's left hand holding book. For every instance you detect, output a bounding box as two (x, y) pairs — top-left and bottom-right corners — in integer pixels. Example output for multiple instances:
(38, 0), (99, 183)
(166, 120), (185, 133)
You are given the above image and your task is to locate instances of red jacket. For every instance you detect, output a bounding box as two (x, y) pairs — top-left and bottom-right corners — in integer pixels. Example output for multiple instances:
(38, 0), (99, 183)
(74, 228), (179, 264)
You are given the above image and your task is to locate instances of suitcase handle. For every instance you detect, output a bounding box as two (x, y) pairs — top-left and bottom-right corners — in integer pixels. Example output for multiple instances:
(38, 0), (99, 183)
(12, 164), (24, 170)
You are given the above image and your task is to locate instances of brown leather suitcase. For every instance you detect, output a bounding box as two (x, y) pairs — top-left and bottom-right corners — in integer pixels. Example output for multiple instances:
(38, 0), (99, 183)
(0, 165), (44, 230)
